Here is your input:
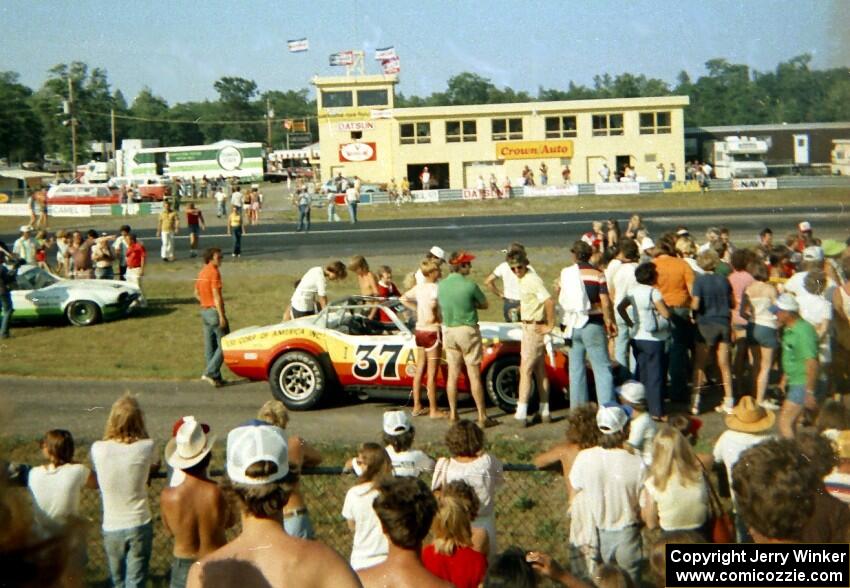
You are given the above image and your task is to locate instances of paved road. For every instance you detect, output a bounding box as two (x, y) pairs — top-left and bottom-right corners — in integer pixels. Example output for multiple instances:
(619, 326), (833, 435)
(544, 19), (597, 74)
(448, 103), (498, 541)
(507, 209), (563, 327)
(3, 204), (846, 262)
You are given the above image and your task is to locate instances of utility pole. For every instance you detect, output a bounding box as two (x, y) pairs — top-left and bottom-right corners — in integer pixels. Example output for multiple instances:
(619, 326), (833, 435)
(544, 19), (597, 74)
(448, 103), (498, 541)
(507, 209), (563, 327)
(110, 108), (117, 158)
(68, 76), (78, 173)
(266, 98), (273, 149)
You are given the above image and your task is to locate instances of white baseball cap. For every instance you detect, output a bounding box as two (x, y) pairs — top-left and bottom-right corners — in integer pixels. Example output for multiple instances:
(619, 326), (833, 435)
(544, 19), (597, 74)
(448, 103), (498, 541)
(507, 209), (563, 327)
(429, 246), (446, 261)
(19, 225), (33, 233)
(798, 221), (812, 232)
(802, 246), (824, 262)
(770, 293), (799, 314)
(383, 410), (412, 435)
(227, 421), (288, 485)
(597, 405), (629, 435)
(618, 381), (646, 405)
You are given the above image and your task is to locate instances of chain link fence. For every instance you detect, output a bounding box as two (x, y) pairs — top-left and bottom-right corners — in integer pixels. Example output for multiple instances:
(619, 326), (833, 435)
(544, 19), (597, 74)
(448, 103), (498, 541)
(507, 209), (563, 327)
(54, 465), (569, 586)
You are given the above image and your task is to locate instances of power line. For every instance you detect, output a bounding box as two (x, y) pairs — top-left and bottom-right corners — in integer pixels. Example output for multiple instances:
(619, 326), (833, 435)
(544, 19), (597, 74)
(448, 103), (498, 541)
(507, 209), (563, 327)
(77, 108), (317, 126)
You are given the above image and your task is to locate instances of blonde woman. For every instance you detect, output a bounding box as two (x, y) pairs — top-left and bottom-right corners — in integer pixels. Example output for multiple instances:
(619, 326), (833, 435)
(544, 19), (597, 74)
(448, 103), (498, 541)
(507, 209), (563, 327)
(342, 443), (392, 570)
(675, 237), (704, 276)
(257, 400), (322, 539)
(422, 492), (488, 588)
(640, 425), (708, 535)
(741, 261), (780, 408)
(90, 393), (159, 588)
(401, 259), (445, 417)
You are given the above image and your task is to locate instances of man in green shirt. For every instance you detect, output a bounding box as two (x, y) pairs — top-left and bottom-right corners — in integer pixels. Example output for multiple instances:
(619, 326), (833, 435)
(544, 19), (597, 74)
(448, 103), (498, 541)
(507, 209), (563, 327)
(438, 251), (497, 427)
(772, 293), (818, 438)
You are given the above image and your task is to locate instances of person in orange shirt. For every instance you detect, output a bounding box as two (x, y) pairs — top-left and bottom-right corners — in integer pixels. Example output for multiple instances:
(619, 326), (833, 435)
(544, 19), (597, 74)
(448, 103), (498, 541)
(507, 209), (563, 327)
(652, 239), (695, 402)
(194, 248), (229, 387)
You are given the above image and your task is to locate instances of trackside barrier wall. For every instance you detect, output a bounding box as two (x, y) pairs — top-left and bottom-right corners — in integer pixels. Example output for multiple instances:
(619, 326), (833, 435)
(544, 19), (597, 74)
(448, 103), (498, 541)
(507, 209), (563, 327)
(16, 464), (566, 585)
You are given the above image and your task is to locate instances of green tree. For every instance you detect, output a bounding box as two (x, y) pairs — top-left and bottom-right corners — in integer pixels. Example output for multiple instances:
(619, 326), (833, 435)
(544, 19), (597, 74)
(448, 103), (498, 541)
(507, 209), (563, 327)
(0, 72), (42, 161)
(126, 87), (170, 142)
(211, 77), (262, 142)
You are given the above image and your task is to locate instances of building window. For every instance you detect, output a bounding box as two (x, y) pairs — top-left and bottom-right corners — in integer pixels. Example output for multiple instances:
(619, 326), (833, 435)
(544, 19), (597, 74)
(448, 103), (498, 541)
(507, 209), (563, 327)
(492, 117), (523, 141)
(639, 111), (671, 134)
(446, 120), (477, 142)
(592, 113), (624, 136)
(544, 116), (577, 138)
(351, 131), (362, 140)
(322, 90), (353, 108)
(400, 122), (431, 144)
(357, 89), (388, 107)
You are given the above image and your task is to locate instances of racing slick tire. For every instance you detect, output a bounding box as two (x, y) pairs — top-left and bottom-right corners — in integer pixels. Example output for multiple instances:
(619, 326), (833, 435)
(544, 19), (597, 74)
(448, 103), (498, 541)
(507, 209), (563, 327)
(269, 351), (327, 410)
(66, 300), (102, 327)
(485, 355), (536, 414)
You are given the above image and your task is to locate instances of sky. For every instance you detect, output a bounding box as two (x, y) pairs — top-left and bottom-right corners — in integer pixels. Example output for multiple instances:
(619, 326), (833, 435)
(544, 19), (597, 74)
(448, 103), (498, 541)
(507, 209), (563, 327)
(2, 0), (848, 105)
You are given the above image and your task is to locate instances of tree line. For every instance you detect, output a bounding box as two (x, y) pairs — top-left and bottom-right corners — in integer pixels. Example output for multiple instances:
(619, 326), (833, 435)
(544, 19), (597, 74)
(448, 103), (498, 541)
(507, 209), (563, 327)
(0, 54), (847, 163)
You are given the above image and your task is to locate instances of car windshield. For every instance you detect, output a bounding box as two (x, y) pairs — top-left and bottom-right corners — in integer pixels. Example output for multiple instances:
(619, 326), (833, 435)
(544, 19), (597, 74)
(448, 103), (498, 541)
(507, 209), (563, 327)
(14, 266), (58, 290)
(322, 301), (413, 336)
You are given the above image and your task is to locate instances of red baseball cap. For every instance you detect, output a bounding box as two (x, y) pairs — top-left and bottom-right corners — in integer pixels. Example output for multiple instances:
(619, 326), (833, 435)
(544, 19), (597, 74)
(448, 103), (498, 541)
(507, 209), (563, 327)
(449, 251), (476, 265)
(172, 416), (210, 437)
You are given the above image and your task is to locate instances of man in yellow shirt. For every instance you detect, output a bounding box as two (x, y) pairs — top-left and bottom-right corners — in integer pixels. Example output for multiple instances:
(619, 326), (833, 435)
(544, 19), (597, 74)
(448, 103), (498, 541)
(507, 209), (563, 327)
(156, 201), (180, 262)
(511, 253), (555, 426)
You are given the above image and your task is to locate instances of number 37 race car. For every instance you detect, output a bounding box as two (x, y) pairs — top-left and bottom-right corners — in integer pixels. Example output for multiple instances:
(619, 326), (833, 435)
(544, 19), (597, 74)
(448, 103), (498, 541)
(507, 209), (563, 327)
(222, 297), (569, 412)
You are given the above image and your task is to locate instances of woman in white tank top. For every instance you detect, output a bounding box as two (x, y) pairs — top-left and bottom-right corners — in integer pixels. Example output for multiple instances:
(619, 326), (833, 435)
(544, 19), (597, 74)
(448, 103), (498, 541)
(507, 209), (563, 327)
(741, 262), (779, 409)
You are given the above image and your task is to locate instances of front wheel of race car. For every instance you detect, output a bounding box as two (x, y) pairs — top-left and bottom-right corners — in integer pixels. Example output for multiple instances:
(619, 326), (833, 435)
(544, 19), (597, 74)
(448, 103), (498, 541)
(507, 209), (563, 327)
(268, 351), (326, 410)
(485, 355), (536, 414)
(66, 300), (102, 327)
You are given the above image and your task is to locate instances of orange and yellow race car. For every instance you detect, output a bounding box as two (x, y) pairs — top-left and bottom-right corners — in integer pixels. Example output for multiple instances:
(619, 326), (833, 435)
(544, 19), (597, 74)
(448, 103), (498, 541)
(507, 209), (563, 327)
(222, 296), (569, 411)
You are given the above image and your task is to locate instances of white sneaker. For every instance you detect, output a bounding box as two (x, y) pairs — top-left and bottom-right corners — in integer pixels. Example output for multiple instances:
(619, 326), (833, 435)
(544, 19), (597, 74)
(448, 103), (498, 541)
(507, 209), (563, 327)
(759, 399), (780, 411)
(689, 394), (700, 415)
(715, 399), (735, 414)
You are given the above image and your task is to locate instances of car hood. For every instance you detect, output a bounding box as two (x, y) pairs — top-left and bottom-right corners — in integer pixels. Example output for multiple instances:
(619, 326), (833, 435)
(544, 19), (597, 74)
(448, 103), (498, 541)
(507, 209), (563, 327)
(47, 279), (141, 295)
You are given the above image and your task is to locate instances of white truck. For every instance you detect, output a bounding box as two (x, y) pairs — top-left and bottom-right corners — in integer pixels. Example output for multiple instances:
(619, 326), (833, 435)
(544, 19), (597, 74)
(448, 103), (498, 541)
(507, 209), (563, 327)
(706, 136), (769, 179)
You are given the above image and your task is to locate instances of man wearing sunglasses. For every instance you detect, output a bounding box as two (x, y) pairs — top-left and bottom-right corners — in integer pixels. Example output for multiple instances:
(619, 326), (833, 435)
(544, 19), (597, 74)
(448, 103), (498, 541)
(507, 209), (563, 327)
(510, 253), (556, 426)
(438, 251), (498, 427)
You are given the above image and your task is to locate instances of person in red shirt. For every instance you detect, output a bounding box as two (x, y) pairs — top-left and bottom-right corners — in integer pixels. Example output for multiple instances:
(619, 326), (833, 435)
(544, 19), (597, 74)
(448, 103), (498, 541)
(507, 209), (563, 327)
(376, 265), (401, 323)
(422, 492), (487, 588)
(185, 203), (206, 258)
(125, 233), (147, 290)
(194, 248), (228, 387)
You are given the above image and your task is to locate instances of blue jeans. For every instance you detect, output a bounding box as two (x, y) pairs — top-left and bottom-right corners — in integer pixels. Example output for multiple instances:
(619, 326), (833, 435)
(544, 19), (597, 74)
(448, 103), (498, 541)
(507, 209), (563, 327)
(297, 205), (311, 231)
(0, 292), (12, 337)
(216, 200), (226, 217)
(614, 314), (635, 374)
(103, 521), (153, 588)
(632, 339), (668, 417)
(502, 299), (520, 322)
(347, 202), (358, 223)
(569, 322), (614, 407)
(201, 307), (224, 380)
(96, 266), (114, 280)
(231, 226), (242, 256)
(668, 307), (694, 402)
(170, 556), (194, 588)
(598, 525), (642, 585)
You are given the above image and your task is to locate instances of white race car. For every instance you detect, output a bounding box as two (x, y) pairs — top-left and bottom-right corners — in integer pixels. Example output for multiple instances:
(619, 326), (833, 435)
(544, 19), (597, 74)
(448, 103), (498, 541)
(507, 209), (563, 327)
(9, 265), (146, 327)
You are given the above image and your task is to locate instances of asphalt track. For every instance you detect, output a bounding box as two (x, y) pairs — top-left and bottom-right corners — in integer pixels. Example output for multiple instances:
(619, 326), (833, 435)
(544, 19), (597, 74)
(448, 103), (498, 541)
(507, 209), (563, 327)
(133, 204), (848, 261)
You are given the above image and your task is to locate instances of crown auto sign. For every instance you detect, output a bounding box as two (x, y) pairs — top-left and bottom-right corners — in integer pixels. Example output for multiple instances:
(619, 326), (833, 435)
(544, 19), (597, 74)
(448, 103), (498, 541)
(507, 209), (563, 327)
(495, 140), (574, 160)
(339, 142), (377, 162)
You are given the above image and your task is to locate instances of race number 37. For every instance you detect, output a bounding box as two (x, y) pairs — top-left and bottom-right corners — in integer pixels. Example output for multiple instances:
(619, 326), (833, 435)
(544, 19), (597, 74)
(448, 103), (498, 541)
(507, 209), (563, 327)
(353, 344), (403, 380)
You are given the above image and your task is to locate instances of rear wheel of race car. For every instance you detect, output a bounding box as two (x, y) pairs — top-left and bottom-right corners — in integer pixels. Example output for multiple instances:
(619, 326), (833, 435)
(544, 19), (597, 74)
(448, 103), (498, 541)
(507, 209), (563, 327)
(269, 351), (326, 410)
(485, 355), (536, 414)
(66, 300), (101, 327)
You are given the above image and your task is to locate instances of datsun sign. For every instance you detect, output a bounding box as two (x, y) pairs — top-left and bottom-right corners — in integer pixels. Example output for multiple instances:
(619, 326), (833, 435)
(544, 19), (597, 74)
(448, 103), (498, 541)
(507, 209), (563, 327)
(339, 142), (377, 162)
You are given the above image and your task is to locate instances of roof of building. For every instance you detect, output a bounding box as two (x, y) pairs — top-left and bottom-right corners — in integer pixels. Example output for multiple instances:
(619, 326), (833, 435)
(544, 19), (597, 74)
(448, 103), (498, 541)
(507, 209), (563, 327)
(687, 122), (850, 134)
(312, 74), (399, 87)
(390, 95), (690, 120)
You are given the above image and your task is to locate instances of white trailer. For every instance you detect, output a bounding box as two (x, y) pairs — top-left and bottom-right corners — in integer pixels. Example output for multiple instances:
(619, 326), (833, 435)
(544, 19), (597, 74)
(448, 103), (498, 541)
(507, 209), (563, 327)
(706, 136), (769, 179)
(831, 139), (850, 176)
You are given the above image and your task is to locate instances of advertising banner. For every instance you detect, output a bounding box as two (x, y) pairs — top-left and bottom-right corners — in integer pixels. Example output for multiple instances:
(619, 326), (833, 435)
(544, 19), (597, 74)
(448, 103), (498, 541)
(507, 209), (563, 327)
(46, 204), (92, 217)
(522, 185), (579, 198)
(329, 51), (354, 66)
(594, 182), (640, 195)
(370, 109), (393, 119)
(732, 178), (777, 190)
(411, 190), (440, 203)
(338, 142), (377, 162)
(495, 140), (574, 160)
(381, 56), (400, 74)
(462, 188), (502, 200)
(0, 203), (31, 216)
(374, 46), (396, 60)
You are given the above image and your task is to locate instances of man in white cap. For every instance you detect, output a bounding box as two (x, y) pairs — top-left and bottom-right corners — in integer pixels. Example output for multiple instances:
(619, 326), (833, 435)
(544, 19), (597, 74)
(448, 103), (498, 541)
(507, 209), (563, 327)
(772, 293), (819, 438)
(160, 416), (230, 588)
(784, 245), (835, 299)
(12, 225), (38, 265)
(188, 421), (360, 588)
(569, 405), (644, 584)
(381, 410), (434, 477)
(414, 246), (445, 285)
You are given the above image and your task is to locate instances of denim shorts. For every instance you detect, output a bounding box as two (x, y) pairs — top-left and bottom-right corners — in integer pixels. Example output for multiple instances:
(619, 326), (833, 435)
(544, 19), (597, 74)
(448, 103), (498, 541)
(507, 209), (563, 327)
(747, 323), (779, 349)
(786, 384), (806, 405)
(696, 322), (730, 345)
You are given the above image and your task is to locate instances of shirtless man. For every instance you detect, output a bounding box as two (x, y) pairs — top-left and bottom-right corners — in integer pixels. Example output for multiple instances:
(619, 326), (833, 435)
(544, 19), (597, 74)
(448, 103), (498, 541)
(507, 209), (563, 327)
(160, 417), (231, 588)
(188, 422), (361, 588)
(358, 477), (451, 588)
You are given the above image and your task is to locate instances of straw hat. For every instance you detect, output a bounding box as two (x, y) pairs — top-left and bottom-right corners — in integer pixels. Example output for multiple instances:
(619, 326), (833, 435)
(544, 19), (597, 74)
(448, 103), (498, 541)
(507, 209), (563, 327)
(724, 396), (775, 433)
